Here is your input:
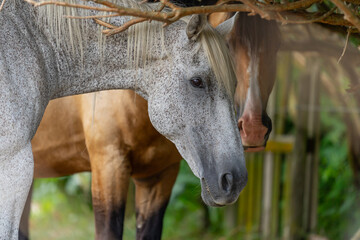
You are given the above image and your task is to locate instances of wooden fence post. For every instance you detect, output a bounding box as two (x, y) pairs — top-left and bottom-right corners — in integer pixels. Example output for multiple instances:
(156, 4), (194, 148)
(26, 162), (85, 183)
(261, 74), (276, 239)
(262, 52), (293, 240)
(288, 57), (320, 240)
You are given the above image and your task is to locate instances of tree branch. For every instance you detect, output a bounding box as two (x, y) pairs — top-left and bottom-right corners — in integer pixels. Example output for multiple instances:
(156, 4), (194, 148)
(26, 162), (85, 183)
(0, 0), (6, 11)
(102, 18), (147, 35)
(338, 28), (351, 63)
(93, 18), (117, 28)
(25, 0), (360, 34)
(330, 0), (360, 30)
(25, 0), (118, 11)
(64, 13), (120, 19)
(276, 7), (336, 24)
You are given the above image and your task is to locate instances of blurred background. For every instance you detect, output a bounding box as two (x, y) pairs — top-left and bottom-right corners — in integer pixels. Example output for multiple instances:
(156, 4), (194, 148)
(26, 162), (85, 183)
(27, 22), (360, 240)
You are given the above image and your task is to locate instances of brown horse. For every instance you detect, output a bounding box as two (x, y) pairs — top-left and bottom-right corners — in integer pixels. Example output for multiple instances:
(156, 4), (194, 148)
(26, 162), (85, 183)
(210, 12), (280, 151)
(20, 13), (280, 240)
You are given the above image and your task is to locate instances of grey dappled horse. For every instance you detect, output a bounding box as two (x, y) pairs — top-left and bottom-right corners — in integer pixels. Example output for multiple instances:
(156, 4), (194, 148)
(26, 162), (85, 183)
(0, 0), (247, 239)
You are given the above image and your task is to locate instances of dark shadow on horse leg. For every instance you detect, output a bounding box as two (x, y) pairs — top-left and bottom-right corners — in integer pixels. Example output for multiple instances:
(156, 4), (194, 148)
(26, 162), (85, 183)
(19, 182), (33, 240)
(90, 151), (131, 240)
(19, 229), (29, 240)
(135, 203), (168, 240)
(133, 162), (180, 240)
(18, 230), (29, 240)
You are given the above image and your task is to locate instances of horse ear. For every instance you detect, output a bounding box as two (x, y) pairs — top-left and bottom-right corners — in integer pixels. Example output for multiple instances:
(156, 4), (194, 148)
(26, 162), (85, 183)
(215, 12), (239, 37)
(186, 14), (207, 40)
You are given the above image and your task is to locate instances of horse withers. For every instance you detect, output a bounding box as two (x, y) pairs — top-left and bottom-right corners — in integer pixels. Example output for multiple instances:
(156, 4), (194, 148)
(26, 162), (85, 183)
(0, 0), (246, 238)
(20, 11), (280, 240)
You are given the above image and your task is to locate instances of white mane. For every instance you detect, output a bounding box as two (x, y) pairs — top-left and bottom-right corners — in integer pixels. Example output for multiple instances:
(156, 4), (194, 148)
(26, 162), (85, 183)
(37, 0), (236, 97)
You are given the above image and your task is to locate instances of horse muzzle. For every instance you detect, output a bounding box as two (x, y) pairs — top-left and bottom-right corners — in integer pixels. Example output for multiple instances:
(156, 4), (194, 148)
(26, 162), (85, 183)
(200, 169), (247, 207)
(238, 112), (272, 152)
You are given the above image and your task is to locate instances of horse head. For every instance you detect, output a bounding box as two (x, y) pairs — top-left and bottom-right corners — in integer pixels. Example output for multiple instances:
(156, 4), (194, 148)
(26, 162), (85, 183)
(144, 14), (247, 206)
(210, 12), (281, 152)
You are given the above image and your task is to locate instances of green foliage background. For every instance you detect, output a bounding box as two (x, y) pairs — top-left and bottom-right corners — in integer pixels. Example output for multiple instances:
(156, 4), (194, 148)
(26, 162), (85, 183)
(316, 96), (360, 239)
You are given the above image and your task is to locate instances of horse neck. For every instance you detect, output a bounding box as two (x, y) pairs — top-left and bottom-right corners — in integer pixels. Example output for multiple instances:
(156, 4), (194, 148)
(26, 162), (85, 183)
(50, 19), (186, 100)
(13, 0), (177, 100)
(36, 16), (141, 99)
(48, 30), (137, 99)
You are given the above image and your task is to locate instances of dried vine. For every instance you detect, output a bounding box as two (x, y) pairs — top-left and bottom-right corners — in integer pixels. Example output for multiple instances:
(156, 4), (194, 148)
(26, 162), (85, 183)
(25, 0), (360, 36)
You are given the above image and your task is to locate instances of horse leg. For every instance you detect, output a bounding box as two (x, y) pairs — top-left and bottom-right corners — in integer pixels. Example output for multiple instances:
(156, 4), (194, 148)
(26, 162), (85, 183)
(90, 151), (131, 240)
(18, 183), (33, 240)
(133, 162), (180, 240)
(0, 143), (34, 240)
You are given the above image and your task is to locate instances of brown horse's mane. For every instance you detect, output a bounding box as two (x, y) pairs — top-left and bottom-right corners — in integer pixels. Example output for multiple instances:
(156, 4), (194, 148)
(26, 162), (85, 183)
(228, 12), (281, 54)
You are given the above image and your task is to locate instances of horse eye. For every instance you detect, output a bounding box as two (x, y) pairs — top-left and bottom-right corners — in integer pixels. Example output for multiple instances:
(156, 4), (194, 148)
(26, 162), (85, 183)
(190, 77), (204, 88)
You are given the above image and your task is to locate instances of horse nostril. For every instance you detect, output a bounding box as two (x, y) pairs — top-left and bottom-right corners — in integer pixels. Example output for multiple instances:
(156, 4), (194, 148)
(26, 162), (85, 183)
(220, 173), (233, 194)
(262, 112), (272, 134)
(237, 119), (244, 132)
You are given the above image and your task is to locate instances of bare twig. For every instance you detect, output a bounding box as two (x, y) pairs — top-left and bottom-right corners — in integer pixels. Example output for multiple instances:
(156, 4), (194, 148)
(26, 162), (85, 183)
(64, 13), (120, 19)
(94, 18), (117, 28)
(239, 0), (272, 19)
(159, 0), (178, 10)
(148, 2), (165, 23)
(331, 0), (360, 31)
(0, 0), (6, 11)
(102, 17), (147, 35)
(276, 11), (287, 23)
(155, 2), (165, 13)
(279, 12), (353, 26)
(258, 0), (320, 11)
(24, 0), (118, 11)
(276, 7), (336, 24)
(338, 28), (351, 63)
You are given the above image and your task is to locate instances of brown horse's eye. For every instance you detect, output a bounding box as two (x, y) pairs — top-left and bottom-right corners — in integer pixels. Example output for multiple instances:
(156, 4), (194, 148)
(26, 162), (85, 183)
(190, 77), (204, 88)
